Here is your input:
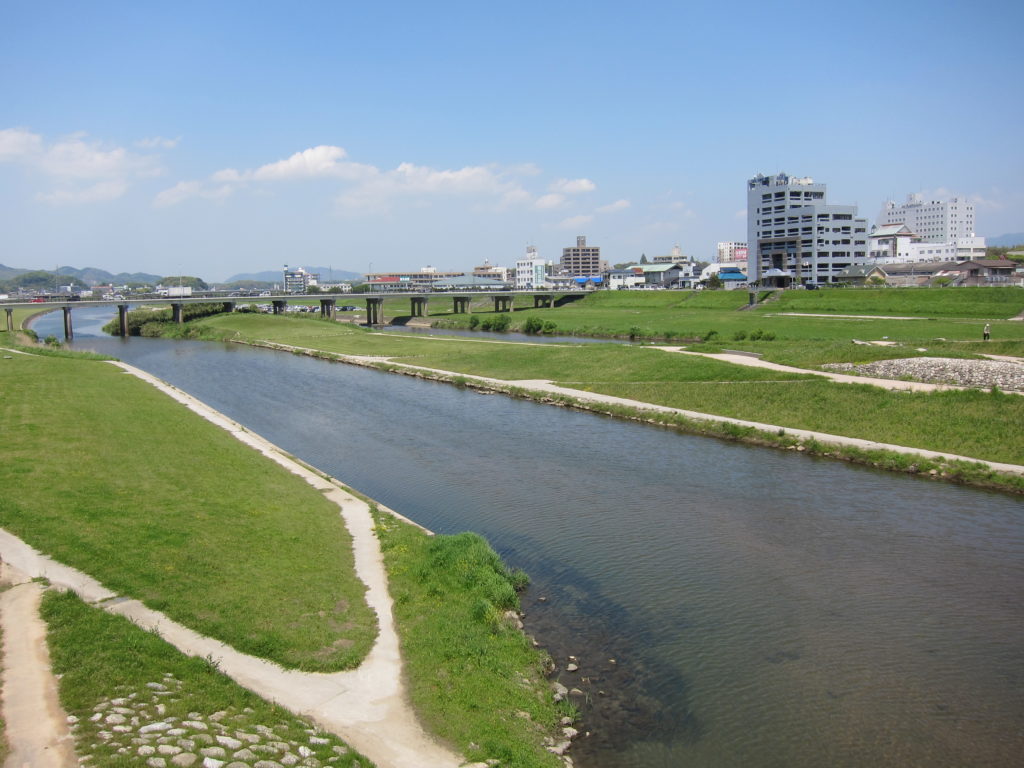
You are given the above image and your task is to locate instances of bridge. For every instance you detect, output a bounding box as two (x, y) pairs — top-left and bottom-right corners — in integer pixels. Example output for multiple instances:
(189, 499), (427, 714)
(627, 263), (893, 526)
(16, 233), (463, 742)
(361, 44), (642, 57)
(2, 291), (567, 340)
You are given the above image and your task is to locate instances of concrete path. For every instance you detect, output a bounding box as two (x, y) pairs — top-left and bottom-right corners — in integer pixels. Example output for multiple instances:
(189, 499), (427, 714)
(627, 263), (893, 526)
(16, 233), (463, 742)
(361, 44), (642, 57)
(0, 360), (464, 768)
(0, 563), (78, 768)
(648, 346), (970, 393)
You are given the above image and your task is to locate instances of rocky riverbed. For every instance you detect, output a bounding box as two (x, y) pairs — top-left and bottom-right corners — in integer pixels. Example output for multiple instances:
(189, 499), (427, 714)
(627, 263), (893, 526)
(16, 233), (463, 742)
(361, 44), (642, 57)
(823, 356), (1024, 392)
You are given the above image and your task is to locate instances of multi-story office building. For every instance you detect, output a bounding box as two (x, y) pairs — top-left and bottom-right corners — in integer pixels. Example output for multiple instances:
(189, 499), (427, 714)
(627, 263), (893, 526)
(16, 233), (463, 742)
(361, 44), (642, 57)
(746, 172), (869, 286)
(515, 246), (549, 290)
(283, 266), (319, 293)
(716, 241), (748, 264)
(877, 193), (986, 260)
(561, 235), (607, 277)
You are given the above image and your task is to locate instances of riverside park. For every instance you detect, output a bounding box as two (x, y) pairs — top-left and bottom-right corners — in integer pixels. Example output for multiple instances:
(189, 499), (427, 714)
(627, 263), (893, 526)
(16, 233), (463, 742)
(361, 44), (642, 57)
(2, 285), (1023, 768)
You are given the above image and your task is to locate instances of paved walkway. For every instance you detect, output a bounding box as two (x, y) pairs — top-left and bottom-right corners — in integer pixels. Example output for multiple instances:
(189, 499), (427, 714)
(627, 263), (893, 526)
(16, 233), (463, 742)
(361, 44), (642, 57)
(0, 360), (464, 768)
(0, 563), (78, 768)
(648, 346), (972, 392)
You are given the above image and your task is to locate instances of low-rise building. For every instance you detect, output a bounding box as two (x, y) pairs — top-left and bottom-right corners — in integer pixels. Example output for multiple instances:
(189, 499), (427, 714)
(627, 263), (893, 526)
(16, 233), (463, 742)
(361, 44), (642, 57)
(283, 266), (319, 294)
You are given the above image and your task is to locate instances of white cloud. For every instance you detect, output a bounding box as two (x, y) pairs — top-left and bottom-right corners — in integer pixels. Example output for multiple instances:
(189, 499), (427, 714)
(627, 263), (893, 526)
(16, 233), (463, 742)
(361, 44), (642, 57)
(0, 127), (43, 160)
(596, 199), (630, 214)
(0, 127), (169, 204)
(550, 177), (596, 195)
(534, 193), (566, 209)
(37, 180), (128, 205)
(136, 136), (180, 149)
(559, 214), (593, 229)
(154, 180), (234, 208)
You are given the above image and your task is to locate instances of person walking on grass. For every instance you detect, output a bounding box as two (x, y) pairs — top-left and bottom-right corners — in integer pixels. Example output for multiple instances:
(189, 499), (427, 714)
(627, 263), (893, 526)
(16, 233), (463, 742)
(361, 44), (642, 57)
(983, 323), (991, 341)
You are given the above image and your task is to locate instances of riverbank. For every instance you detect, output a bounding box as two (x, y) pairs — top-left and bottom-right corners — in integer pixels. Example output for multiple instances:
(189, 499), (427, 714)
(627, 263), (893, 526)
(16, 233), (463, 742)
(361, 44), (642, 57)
(230, 336), (1024, 494)
(0, 348), (573, 767)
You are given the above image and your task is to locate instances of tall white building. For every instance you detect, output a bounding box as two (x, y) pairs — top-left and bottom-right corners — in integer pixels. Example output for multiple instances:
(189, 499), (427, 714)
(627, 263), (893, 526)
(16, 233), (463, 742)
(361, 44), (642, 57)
(716, 241), (748, 264)
(747, 172), (869, 286)
(515, 246), (549, 290)
(877, 193), (985, 260)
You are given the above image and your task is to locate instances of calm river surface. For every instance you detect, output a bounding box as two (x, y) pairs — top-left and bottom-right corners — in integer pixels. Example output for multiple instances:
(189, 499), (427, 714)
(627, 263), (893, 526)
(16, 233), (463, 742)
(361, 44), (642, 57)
(34, 308), (1024, 767)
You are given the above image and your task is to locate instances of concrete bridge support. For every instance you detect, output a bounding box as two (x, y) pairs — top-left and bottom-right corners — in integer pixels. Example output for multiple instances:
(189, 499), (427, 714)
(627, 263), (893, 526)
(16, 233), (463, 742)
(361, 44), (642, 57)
(222, 301), (236, 314)
(492, 295), (513, 313)
(410, 296), (429, 317)
(4, 307), (12, 333)
(272, 300), (287, 315)
(365, 297), (384, 325)
(533, 294), (554, 309)
(452, 296), (470, 314)
(171, 303), (184, 324)
(117, 304), (129, 337)
(62, 306), (73, 340)
(319, 298), (337, 320)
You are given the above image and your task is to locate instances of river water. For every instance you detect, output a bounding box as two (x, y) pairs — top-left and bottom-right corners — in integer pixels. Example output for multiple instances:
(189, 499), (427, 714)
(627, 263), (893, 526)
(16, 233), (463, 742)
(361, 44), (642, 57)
(32, 309), (1024, 767)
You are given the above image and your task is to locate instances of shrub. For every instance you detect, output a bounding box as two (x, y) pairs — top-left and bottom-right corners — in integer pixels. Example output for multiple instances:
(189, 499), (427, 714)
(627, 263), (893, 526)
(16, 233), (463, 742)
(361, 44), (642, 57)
(522, 316), (544, 335)
(703, 329), (719, 342)
(749, 329), (764, 341)
(542, 321), (557, 334)
(468, 315), (480, 329)
(733, 330), (747, 341)
(490, 313), (511, 332)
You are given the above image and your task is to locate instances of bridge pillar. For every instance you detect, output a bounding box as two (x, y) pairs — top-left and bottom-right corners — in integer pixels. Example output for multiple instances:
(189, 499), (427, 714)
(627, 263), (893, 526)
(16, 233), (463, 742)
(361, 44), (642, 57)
(533, 294), (553, 309)
(62, 306), (74, 340)
(410, 296), (428, 317)
(117, 304), (129, 337)
(222, 301), (236, 314)
(365, 297), (384, 325)
(493, 296), (512, 312)
(171, 303), (183, 324)
(272, 300), (287, 315)
(4, 307), (12, 333)
(452, 296), (470, 314)
(319, 298), (337, 319)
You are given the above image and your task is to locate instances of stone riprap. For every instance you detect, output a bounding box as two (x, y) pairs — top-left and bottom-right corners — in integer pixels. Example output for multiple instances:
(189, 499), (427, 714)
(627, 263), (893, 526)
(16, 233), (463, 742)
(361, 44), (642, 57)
(823, 356), (1024, 392)
(73, 674), (360, 768)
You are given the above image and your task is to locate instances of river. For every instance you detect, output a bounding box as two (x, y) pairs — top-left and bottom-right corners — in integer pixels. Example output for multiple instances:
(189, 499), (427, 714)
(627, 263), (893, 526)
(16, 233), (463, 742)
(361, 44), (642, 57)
(31, 308), (1024, 767)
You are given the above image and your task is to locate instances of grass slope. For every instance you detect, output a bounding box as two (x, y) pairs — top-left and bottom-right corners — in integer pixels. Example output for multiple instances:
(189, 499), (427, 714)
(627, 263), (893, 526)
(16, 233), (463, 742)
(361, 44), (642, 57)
(374, 511), (567, 768)
(0, 352), (376, 671)
(42, 590), (371, 768)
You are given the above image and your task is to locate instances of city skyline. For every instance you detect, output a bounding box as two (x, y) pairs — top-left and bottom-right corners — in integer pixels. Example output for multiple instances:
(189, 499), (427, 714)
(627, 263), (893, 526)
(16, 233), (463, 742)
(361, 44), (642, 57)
(2, 0), (1022, 281)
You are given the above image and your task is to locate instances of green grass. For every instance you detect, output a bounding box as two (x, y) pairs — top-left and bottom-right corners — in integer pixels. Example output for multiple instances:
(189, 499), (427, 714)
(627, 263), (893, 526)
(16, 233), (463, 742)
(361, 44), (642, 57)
(373, 511), (566, 768)
(0, 352), (376, 671)
(186, 312), (1024, 472)
(578, 379), (1024, 465)
(766, 285), (1024, 318)
(42, 589), (371, 768)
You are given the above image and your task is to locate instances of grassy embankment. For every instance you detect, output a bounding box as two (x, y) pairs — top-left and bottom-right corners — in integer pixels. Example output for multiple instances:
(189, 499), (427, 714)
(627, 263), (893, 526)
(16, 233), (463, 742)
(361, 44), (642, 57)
(3, 349), (569, 763)
(42, 590), (371, 768)
(374, 511), (568, 768)
(187, 310), (1024, 472)
(0, 350), (377, 672)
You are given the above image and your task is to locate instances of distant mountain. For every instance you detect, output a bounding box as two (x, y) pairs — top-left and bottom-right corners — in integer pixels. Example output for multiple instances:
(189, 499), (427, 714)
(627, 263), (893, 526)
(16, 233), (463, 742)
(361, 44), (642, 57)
(224, 267), (363, 284)
(0, 263), (28, 281)
(988, 233), (1024, 248)
(56, 266), (162, 285)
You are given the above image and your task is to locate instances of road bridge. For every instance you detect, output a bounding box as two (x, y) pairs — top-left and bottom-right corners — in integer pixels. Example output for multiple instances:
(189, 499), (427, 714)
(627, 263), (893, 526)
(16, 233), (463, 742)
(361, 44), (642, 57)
(2, 291), (567, 339)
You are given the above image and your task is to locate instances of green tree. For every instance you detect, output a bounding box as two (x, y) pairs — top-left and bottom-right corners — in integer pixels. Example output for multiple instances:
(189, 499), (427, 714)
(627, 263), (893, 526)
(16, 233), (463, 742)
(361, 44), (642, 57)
(161, 276), (209, 290)
(705, 273), (723, 290)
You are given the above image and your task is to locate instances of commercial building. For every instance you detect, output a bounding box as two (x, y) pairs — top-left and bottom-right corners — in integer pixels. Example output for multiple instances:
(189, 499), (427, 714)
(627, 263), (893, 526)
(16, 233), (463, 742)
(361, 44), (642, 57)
(746, 172), (869, 286)
(716, 241), (748, 264)
(283, 266), (319, 294)
(876, 193), (986, 260)
(561, 236), (607, 277)
(515, 246), (550, 290)
(364, 267), (464, 291)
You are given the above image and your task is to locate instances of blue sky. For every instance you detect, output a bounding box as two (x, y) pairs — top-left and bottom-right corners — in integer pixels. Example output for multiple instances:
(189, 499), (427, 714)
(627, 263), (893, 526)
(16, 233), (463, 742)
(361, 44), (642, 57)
(2, 0), (1021, 281)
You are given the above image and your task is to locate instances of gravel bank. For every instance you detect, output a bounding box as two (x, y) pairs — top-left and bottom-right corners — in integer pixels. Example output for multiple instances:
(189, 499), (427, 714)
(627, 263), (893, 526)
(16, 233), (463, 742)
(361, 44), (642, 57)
(823, 357), (1024, 392)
